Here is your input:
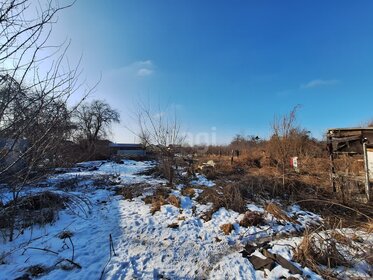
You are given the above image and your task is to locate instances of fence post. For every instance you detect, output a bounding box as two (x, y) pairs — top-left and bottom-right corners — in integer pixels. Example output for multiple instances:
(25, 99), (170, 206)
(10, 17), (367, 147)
(363, 142), (370, 202)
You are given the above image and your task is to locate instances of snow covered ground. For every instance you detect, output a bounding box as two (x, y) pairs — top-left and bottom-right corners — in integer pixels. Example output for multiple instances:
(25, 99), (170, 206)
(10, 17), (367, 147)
(1, 160), (371, 279)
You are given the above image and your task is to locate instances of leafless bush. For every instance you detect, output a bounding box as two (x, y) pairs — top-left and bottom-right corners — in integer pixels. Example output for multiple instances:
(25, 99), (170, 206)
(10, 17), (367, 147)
(268, 106), (324, 189)
(0, 0), (95, 241)
(136, 103), (185, 186)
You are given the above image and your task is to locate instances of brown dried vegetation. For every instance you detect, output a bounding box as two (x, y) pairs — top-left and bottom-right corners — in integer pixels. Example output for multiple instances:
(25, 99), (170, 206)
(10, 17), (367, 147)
(0, 192), (68, 230)
(294, 231), (351, 278)
(220, 223), (233, 235)
(265, 202), (298, 224)
(167, 195), (181, 208)
(197, 184), (249, 221)
(239, 211), (265, 227)
(181, 187), (196, 198)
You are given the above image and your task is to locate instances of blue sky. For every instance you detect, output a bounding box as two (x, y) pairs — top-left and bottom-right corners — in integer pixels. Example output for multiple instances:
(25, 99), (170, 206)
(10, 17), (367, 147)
(52, 0), (373, 144)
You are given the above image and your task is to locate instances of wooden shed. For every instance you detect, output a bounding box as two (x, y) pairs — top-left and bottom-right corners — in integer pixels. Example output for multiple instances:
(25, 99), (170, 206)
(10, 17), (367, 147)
(327, 127), (373, 202)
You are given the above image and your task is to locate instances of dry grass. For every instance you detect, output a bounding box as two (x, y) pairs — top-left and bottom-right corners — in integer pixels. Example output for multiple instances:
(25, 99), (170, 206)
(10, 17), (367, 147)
(265, 202), (297, 224)
(135, 166), (163, 178)
(294, 231), (350, 279)
(330, 231), (352, 247)
(0, 192), (69, 230)
(220, 223), (233, 235)
(115, 183), (154, 200)
(167, 195), (180, 208)
(167, 222), (179, 229)
(150, 196), (166, 215)
(197, 185), (247, 222)
(54, 177), (80, 191)
(58, 230), (74, 239)
(149, 187), (172, 214)
(26, 264), (48, 277)
(181, 187), (196, 198)
(143, 196), (153, 204)
(239, 211), (265, 227)
(361, 220), (373, 234)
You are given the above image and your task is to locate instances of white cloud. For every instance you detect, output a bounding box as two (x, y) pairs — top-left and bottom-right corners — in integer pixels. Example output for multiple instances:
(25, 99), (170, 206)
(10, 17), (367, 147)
(301, 79), (339, 89)
(105, 60), (155, 79)
(134, 60), (154, 76)
(137, 68), (153, 76)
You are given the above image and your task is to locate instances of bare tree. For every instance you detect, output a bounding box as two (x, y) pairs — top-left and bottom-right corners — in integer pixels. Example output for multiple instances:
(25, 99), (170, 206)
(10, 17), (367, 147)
(269, 106), (300, 188)
(137, 104), (185, 186)
(75, 99), (120, 158)
(0, 0), (92, 241)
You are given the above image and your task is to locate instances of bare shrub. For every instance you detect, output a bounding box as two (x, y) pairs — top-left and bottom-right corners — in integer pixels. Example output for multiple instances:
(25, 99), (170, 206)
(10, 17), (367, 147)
(0, 0), (95, 241)
(136, 103), (185, 186)
(268, 106), (323, 188)
(220, 223), (233, 235)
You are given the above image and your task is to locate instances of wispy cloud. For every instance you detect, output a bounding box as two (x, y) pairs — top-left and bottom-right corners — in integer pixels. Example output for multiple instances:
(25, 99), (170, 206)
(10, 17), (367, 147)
(137, 68), (153, 76)
(301, 79), (339, 89)
(106, 60), (155, 79)
(134, 60), (154, 77)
